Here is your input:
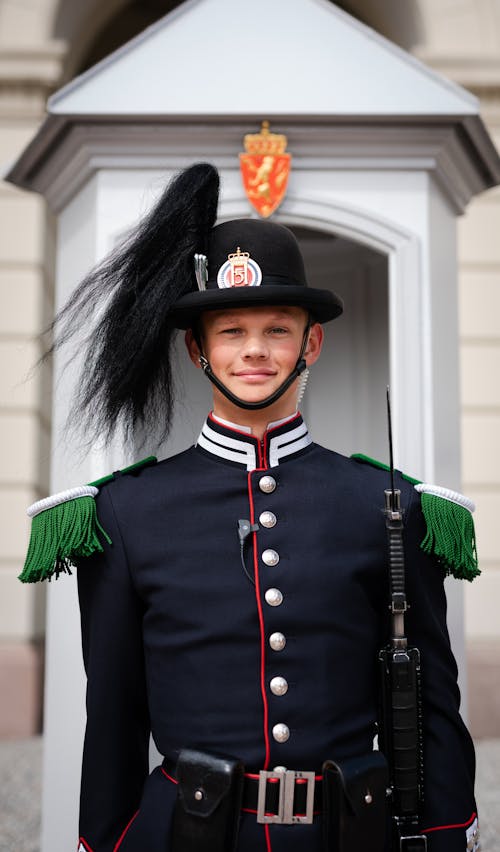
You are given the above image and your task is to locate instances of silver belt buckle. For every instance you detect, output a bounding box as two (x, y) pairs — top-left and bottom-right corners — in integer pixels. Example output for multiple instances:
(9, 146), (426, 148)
(400, 838), (428, 851)
(257, 769), (315, 824)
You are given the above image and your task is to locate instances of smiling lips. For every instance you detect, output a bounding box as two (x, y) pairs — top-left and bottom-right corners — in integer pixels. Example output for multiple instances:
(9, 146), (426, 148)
(233, 369), (278, 382)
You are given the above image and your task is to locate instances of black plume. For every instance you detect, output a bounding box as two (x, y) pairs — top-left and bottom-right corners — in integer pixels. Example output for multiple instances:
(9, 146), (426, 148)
(47, 163), (219, 447)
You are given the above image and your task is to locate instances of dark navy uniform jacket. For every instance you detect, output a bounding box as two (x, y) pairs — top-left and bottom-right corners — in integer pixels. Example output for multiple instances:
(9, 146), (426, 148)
(77, 413), (477, 852)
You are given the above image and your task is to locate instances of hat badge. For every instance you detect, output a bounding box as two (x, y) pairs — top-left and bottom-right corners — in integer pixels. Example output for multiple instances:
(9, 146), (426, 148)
(217, 247), (262, 289)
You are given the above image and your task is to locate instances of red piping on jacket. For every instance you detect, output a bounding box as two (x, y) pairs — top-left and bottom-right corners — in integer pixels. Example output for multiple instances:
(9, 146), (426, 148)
(421, 811), (477, 834)
(264, 822), (272, 852)
(249, 417), (300, 852)
(113, 811), (140, 851)
(207, 412), (257, 440)
(161, 768), (178, 785)
(207, 411), (302, 466)
(260, 412), (301, 469)
(78, 839), (93, 852)
(247, 470), (270, 771)
(248, 461), (273, 852)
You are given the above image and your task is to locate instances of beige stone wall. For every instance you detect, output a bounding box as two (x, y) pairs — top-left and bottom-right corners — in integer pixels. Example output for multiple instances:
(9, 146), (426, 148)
(459, 100), (500, 639)
(0, 2), (63, 735)
(411, 0), (500, 638)
(409, 0), (500, 735)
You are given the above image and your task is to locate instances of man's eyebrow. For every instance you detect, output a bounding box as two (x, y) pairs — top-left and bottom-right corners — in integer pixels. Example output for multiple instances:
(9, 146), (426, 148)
(208, 309), (301, 326)
(210, 315), (242, 325)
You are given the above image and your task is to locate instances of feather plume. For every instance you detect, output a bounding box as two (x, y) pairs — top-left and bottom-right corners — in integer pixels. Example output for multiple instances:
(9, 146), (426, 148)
(44, 163), (219, 447)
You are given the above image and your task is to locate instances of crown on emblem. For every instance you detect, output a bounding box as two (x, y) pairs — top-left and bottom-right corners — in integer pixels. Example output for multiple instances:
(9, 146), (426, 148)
(228, 246), (250, 287)
(216, 245), (262, 289)
(228, 247), (250, 262)
(243, 121), (288, 156)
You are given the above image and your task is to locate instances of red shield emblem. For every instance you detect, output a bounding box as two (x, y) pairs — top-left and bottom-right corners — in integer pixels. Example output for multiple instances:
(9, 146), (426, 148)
(240, 122), (291, 218)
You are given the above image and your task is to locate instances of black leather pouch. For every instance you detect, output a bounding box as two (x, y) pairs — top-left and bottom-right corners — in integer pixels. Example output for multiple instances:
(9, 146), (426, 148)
(171, 748), (244, 852)
(322, 751), (388, 852)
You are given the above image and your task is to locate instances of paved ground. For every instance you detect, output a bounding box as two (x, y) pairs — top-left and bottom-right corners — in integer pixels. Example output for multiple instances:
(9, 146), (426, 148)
(0, 737), (499, 851)
(0, 738), (42, 852)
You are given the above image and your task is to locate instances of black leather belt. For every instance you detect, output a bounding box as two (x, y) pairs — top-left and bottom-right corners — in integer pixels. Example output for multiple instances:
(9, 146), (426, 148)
(163, 758), (322, 825)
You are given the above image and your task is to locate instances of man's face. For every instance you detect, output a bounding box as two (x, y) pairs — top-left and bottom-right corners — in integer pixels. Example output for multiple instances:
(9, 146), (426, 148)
(185, 305), (323, 415)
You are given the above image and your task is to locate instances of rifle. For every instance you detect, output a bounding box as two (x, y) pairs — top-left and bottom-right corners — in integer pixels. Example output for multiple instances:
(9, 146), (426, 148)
(378, 389), (427, 851)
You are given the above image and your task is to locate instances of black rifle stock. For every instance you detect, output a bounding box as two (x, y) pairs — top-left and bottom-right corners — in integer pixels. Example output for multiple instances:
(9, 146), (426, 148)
(378, 390), (427, 851)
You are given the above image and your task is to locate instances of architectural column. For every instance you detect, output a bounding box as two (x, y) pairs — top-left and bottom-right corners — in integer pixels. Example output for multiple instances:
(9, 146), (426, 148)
(0, 33), (65, 735)
(413, 5), (500, 735)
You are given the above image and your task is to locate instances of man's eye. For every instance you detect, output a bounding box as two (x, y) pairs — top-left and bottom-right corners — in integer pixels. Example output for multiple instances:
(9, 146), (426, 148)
(270, 327), (288, 334)
(220, 327), (242, 334)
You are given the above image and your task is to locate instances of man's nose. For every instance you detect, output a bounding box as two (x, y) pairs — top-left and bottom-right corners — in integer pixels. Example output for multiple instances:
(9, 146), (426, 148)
(242, 334), (269, 358)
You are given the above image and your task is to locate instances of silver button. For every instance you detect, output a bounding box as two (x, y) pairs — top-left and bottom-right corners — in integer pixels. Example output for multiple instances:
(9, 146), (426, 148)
(194, 789), (204, 801)
(259, 511), (277, 528)
(272, 723), (290, 743)
(273, 766), (287, 773)
(262, 548), (279, 567)
(269, 632), (286, 651)
(259, 475), (276, 494)
(270, 676), (288, 696)
(265, 588), (283, 607)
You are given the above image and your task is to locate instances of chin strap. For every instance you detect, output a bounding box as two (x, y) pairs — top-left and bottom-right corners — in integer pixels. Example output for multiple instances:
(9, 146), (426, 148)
(199, 355), (307, 411)
(198, 324), (310, 411)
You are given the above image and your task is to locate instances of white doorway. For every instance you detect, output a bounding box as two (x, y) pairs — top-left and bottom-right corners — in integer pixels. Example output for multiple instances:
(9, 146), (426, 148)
(293, 226), (389, 462)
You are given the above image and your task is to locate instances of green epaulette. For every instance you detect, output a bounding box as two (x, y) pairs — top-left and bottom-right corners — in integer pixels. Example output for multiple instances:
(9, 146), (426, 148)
(19, 456), (157, 584)
(351, 453), (479, 582)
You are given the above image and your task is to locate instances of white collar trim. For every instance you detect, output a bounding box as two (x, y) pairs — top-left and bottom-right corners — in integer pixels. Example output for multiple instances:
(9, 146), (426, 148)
(197, 422), (257, 471)
(210, 411), (298, 434)
(268, 420), (310, 468)
(196, 414), (310, 471)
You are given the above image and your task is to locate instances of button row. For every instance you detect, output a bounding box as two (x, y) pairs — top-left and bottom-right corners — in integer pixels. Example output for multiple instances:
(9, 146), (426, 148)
(257, 479), (289, 744)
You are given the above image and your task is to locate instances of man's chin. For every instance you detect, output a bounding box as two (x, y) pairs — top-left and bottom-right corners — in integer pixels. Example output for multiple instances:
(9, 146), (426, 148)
(230, 380), (280, 403)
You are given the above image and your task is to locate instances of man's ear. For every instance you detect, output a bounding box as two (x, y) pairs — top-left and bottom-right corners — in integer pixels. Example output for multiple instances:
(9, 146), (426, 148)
(304, 322), (324, 367)
(185, 328), (202, 368)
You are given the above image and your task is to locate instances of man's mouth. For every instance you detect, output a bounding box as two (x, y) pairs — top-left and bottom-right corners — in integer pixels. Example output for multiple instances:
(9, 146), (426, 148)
(233, 369), (277, 382)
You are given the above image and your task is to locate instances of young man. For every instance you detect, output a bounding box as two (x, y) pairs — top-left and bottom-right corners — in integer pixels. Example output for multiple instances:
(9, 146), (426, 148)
(185, 303), (323, 435)
(22, 165), (479, 852)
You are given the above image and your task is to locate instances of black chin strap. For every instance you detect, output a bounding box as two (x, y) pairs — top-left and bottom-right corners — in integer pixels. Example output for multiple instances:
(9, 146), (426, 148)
(198, 325), (310, 411)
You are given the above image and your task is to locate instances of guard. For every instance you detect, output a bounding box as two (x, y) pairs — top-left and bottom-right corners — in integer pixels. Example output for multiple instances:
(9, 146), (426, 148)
(21, 164), (480, 852)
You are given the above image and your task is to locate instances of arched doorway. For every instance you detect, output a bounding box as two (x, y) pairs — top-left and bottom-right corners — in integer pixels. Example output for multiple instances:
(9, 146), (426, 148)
(293, 227), (389, 460)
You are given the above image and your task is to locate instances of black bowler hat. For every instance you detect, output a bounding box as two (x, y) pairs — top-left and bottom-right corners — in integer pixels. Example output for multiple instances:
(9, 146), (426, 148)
(170, 218), (343, 329)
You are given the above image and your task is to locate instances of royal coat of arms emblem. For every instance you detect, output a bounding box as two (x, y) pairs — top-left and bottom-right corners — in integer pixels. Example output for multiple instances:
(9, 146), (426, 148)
(240, 121), (291, 218)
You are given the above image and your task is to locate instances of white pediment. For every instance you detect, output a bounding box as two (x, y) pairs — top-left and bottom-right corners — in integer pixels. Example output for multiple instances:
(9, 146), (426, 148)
(49, 0), (478, 118)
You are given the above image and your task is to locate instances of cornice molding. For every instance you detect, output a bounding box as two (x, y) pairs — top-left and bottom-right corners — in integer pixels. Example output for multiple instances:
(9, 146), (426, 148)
(0, 42), (66, 87)
(7, 116), (498, 215)
(413, 52), (500, 89)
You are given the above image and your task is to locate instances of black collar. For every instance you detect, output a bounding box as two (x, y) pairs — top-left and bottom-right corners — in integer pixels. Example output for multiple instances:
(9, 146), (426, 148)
(196, 413), (312, 471)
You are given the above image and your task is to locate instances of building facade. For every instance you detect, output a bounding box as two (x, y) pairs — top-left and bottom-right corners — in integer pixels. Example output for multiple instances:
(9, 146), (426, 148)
(1, 0), (499, 743)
